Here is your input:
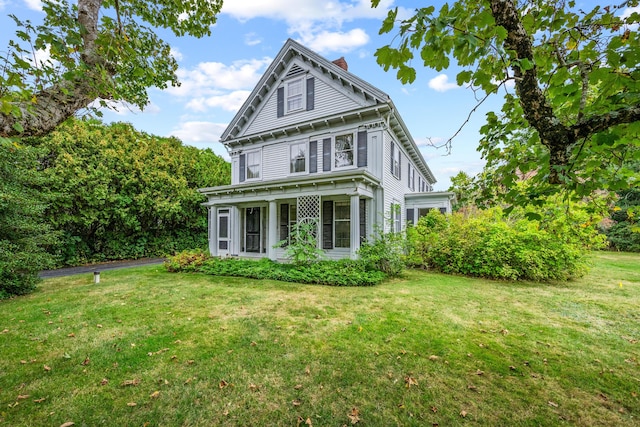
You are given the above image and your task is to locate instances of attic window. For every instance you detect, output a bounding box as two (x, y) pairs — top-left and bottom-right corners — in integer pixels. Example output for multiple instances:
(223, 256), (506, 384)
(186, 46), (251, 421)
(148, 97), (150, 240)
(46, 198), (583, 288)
(285, 64), (305, 78)
(286, 78), (304, 112)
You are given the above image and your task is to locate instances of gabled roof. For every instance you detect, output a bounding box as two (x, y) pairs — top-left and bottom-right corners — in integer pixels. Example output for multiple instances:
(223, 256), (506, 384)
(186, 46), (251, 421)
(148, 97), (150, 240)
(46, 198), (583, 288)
(220, 38), (436, 184)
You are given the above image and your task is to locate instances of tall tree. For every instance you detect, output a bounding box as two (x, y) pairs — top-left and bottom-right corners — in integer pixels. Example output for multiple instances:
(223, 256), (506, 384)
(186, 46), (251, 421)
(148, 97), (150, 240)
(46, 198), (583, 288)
(0, 0), (222, 137)
(373, 0), (639, 205)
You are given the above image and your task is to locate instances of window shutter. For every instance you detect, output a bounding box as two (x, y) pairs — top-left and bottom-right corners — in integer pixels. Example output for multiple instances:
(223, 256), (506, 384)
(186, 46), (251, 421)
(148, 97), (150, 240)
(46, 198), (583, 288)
(239, 154), (246, 182)
(280, 204), (289, 242)
(359, 199), (367, 243)
(357, 130), (367, 167)
(322, 138), (331, 172)
(306, 77), (315, 111)
(277, 87), (284, 117)
(407, 165), (411, 187)
(398, 152), (402, 179)
(322, 200), (333, 249)
(390, 141), (395, 173)
(309, 140), (317, 173)
(406, 208), (415, 225)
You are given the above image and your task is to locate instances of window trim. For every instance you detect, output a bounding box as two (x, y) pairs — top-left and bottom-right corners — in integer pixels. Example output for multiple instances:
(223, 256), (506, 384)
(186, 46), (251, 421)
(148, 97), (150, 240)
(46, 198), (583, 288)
(284, 77), (305, 114)
(391, 141), (401, 179)
(333, 200), (351, 248)
(245, 150), (261, 181)
(390, 201), (401, 233)
(289, 140), (308, 175)
(334, 132), (356, 170)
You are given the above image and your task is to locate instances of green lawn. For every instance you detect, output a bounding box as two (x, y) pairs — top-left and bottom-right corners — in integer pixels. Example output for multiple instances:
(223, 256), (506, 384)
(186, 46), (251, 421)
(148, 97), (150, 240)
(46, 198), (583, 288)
(1, 252), (638, 426)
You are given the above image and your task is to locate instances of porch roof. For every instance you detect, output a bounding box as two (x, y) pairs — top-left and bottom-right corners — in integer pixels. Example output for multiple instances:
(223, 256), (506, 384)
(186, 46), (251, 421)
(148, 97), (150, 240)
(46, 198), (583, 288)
(199, 169), (380, 206)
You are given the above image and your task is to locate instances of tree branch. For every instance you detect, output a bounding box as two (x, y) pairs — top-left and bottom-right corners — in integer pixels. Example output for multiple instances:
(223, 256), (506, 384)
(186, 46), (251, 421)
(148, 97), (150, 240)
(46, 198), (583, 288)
(572, 105), (640, 139)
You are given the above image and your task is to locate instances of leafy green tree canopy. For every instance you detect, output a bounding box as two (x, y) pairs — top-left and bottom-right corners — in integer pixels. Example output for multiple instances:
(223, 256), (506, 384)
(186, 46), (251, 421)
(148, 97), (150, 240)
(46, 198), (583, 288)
(1, 0), (222, 137)
(373, 0), (640, 204)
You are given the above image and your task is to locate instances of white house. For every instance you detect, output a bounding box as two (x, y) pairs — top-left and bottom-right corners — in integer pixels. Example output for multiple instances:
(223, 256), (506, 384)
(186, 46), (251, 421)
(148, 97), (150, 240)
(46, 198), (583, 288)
(200, 39), (454, 260)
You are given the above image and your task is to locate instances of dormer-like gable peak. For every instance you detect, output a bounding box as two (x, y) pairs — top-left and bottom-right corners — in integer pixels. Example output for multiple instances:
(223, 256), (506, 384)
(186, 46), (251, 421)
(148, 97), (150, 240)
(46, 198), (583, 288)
(220, 39), (390, 142)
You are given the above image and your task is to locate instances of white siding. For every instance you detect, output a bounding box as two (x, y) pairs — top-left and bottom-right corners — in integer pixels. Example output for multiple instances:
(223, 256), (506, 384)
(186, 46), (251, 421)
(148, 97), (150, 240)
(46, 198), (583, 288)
(244, 73), (366, 136)
(382, 131), (406, 232)
(263, 142), (289, 180)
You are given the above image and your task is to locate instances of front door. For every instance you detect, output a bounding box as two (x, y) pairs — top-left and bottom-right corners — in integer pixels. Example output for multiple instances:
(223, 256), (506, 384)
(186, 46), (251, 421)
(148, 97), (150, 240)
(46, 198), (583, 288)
(218, 209), (230, 256)
(245, 207), (261, 253)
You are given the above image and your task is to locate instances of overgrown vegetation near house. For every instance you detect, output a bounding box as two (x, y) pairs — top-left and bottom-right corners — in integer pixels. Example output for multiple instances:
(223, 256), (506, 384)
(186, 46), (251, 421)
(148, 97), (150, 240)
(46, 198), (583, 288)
(0, 253), (637, 426)
(406, 205), (606, 281)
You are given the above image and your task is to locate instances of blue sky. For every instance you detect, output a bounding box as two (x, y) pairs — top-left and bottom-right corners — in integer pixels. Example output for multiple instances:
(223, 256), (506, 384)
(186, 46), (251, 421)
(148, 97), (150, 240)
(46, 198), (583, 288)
(0, 0), (622, 190)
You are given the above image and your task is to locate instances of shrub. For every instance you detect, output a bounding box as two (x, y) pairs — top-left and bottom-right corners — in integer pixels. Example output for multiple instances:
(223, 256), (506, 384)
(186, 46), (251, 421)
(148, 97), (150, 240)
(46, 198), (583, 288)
(276, 220), (325, 266)
(164, 249), (211, 272)
(357, 225), (405, 276)
(406, 204), (606, 281)
(165, 254), (385, 286)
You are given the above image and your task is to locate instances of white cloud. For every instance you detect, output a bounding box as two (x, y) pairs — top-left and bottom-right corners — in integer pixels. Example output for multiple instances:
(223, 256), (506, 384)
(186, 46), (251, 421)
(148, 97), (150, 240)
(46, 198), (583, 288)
(170, 47), (183, 62)
(296, 28), (369, 54)
(23, 0), (42, 11)
(185, 90), (251, 112)
(222, 0), (397, 54)
(428, 74), (459, 92)
(222, 0), (391, 25)
(168, 57), (272, 97)
(170, 121), (228, 145)
(244, 32), (262, 46)
(620, 6), (640, 30)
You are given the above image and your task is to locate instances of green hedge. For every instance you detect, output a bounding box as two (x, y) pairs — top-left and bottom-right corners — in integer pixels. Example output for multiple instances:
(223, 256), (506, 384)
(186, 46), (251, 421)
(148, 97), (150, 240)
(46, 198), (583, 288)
(406, 206), (606, 281)
(165, 250), (386, 286)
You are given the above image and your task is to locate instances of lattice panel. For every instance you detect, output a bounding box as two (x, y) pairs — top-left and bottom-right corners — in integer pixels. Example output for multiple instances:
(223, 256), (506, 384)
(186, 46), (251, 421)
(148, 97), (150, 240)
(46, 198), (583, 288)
(297, 195), (320, 221)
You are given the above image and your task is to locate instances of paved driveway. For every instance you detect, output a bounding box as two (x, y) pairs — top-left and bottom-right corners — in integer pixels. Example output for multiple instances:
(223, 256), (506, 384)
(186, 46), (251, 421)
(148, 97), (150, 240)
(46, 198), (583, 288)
(39, 258), (165, 278)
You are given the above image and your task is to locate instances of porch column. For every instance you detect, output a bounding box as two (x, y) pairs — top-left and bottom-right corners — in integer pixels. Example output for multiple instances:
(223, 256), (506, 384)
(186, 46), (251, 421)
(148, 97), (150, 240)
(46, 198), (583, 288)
(268, 200), (278, 260)
(350, 194), (360, 259)
(209, 206), (218, 257)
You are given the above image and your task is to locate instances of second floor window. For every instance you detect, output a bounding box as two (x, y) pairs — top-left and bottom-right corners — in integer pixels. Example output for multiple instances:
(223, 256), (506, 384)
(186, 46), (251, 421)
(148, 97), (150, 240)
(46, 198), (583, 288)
(290, 141), (306, 174)
(334, 133), (354, 168)
(286, 78), (304, 112)
(391, 141), (401, 178)
(246, 151), (260, 180)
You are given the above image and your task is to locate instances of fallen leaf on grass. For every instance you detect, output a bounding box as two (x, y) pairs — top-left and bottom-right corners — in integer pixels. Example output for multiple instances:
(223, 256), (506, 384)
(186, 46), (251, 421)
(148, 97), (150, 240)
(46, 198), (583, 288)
(475, 369), (484, 376)
(34, 397), (46, 403)
(100, 378), (109, 386)
(294, 384), (303, 390)
(150, 391), (160, 399)
(460, 410), (468, 417)
(404, 376), (418, 388)
(431, 406), (438, 413)
(20, 360), (27, 364)
(67, 333), (75, 338)
(347, 407), (360, 424)
(2, 329), (8, 333)
(548, 401), (559, 408)
(219, 380), (229, 389)
(292, 399), (302, 406)
(17, 395), (30, 400)
(60, 422), (75, 427)
(467, 385), (478, 392)
(428, 355), (439, 361)
(249, 383), (259, 392)
(81, 357), (90, 366)
(305, 366), (311, 375)
(44, 365), (51, 372)
(121, 379), (141, 387)
(127, 402), (137, 407)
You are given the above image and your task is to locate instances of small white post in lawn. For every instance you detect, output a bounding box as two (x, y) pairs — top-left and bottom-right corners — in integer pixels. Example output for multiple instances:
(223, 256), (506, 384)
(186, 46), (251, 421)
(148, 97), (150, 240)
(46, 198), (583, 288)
(94, 271), (100, 284)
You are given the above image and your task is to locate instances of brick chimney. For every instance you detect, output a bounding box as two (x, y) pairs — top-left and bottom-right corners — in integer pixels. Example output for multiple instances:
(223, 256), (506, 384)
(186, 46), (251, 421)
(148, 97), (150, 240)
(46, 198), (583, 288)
(332, 57), (348, 71)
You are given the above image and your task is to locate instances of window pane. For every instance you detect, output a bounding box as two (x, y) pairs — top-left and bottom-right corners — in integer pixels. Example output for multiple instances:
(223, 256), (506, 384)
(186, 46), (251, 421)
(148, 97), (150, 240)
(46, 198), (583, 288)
(290, 143), (306, 173)
(288, 95), (302, 111)
(247, 165), (259, 179)
(335, 221), (350, 247)
(334, 134), (354, 168)
(335, 203), (350, 220)
(287, 79), (303, 112)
